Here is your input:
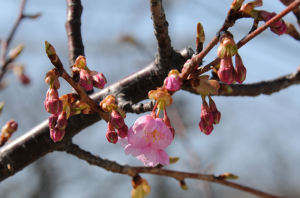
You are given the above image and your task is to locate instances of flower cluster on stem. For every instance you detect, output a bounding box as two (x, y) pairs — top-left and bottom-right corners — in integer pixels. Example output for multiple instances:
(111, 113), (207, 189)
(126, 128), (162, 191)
(99, 95), (128, 144)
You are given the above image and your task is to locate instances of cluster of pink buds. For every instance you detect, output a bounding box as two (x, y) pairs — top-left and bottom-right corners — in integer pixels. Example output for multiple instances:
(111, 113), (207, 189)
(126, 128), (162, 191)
(72, 56), (107, 91)
(119, 88), (174, 167)
(217, 33), (247, 84)
(259, 11), (287, 35)
(100, 95), (128, 144)
(0, 120), (18, 146)
(44, 70), (65, 142)
(163, 69), (182, 92)
(199, 96), (221, 135)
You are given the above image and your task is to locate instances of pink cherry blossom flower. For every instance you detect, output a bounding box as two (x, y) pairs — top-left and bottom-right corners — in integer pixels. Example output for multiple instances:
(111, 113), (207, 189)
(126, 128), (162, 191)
(120, 115), (173, 167)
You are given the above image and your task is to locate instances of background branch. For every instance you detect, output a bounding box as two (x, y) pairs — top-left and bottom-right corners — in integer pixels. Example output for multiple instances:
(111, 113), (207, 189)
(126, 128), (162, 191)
(64, 143), (280, 198)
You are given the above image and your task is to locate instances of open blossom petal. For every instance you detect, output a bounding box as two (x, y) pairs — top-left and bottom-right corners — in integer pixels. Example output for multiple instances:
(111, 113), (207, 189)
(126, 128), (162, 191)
(121, 115), (173, 167)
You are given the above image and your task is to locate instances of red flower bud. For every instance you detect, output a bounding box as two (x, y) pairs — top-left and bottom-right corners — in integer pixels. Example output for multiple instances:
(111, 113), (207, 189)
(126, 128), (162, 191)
(259, 11), (287, 35)
(79, 69), (93, 91)
(106, 130), (118, 144)
(200, 101), (214, 126)
(110, 110), (125, 129)
(91, 71), (107, 89)
(235, 54), (247, 84)
(199, 119), (214, 135)
(50, 128), (65, 142)
(209, 97), (221, 124)
(44, 88), (62, 115)
(117, 124), (128, 138)
(164, 69), (181, 92)
(218, 56), (235, 84)
(48, 114), (58, 129)
(2, 120), (18, 134)
(56, 111), (68, 130)
(20, 74), (30, 85)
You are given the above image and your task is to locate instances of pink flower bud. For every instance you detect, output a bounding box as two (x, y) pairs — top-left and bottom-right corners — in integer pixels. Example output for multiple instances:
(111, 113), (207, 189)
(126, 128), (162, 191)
(117, 124), (128, 138)
(79, 69), (93, 91)
(48, 115), (58, 129)
(218, 56), (235, 84)
(106, 130), (118, 144)
(91, 71), (107, 89)
(2, 120), (18, 134)
(209, 97), (221, 124)
(199, 119), (214, 135)
(164, 69), (181, 92)
(110, 110), (125, 129)
(56, 111), (68, 130)
(201, 101), (214, 126)
(259, 11), (287, 35)
(50, 128), (65, 142)
(44, 88), (62, 115)
(235, 54), (247, 84)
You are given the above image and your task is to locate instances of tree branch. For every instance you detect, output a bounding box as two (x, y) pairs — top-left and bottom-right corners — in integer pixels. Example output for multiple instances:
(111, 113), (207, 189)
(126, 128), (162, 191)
(150, 0), (173, 65)
(65, 0), (85, 67)
(64, 143), (281, 198)
(183, 67), (300, 96)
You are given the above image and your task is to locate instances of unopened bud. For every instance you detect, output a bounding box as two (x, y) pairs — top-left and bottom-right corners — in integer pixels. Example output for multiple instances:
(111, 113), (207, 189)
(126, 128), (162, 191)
(79, 69), (93, 91)
(2, 120), (18, 134)
(8, 44), (24, 59)
(117, 124), (128, 138)
(44, 88), (62, 115)
(230, 0), (244, 11)
(91, 71), (107, 89)
(180, 180), (188, 190)
(99, 95), (117, 113)
(234, 54), (247, 83)
(218, 56), (235, 84)
(110, 110), (125, 129)
(74, 56), (87, 69)
(209, 97), (221, 124)
(45, 41), (56, 56)
(50, 128), (65, 142)
(106, 130), (118, 144)
(196, 22), (205, 43)
(56, 111), (68, 130)
(164, 69), (181, 92)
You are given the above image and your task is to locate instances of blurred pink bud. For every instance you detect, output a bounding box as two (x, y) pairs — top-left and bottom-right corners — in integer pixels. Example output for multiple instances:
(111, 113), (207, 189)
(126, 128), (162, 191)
(56, 111), (68, 130)
(44, 88), (62, 115)
(218, 56), (235, 84)
(164, 69), (181, 92)
(259, 11), (287, 35)
(209, 97), (221, 124)
(79, 69), (93, 91)
(50, 128), (65, 142)
(110, 110), (125, 129)
(2, 120), (18, 134)
(235, 54), (247, 84)
(48, 115), (58, 129)
(117, 124), (128, 138)
(91, 71), (107, 89)
(200, 101), (214, 126)
(20, 74), (30, 85)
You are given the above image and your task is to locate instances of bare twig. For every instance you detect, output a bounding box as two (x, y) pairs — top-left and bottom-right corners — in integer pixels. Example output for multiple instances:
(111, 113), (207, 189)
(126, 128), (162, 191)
(64, 143), (281, 198)
(150, 0), (173, 64)
(0, 0), (26, 81)
(280, 0), (300, 25)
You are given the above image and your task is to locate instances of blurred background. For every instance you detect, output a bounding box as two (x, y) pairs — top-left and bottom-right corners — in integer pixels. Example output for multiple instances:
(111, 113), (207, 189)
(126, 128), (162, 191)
(0, 0), (299, 197)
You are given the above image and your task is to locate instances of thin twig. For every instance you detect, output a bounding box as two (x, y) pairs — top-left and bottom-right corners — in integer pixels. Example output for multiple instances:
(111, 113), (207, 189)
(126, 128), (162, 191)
(150, 0), (173, 64)
(0, 0), (26, 81)
(64, 143), (281, 198)
(196, 0), (300, 75)
(280, 0), (300, 25)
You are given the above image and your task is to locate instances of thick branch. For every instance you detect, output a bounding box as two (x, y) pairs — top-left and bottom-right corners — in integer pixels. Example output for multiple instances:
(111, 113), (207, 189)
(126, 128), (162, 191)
(65, 0), (85, 66)
(0, 49), (187, 182)
(150, 0), (173, 64)
(64, 143), (280, 198)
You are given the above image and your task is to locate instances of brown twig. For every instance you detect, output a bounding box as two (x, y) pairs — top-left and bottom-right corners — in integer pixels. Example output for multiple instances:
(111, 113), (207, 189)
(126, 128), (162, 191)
(65, 0), (85, 67)
(280, 0), (300, 25)
(150, 0), (173, 64)
(0, 0), (26, 81)
(196, 0), (300, 75)
(64, 143), (281, 198)
(183, 67), (300, 96)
